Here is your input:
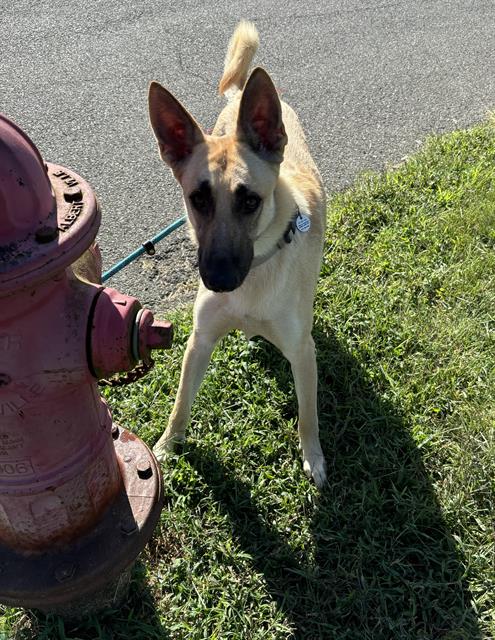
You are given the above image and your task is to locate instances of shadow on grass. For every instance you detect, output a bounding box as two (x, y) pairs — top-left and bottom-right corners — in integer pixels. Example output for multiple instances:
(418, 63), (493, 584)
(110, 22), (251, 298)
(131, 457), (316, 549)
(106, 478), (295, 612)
(18, 563), (169, 640)
(185, 321), (481, 640)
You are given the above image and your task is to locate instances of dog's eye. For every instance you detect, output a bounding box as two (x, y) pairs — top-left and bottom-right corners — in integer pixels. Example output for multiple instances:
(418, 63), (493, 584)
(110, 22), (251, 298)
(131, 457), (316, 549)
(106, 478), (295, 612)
(243, 194), (261, 213)
(190, 192), (205, 208)
(190, 190), (210, 213)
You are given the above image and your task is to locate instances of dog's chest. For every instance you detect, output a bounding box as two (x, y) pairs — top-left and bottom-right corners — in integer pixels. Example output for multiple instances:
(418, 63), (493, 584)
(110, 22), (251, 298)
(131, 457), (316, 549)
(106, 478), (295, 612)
(236, 315), (267, 341)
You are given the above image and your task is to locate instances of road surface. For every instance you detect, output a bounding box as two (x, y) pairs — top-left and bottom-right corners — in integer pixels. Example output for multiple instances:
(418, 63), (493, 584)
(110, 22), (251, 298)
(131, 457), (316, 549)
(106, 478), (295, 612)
(1, 0), (494, 312)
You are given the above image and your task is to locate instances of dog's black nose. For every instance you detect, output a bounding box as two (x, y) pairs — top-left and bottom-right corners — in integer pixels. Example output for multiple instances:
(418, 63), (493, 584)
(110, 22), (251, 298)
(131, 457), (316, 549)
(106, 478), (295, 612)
(202, 269), (241, 292)
(200, 255), (245, 292)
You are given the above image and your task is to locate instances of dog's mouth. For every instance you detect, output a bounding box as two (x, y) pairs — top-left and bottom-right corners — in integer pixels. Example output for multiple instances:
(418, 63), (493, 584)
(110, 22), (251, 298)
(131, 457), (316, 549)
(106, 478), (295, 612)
(201, 275), (245, 293)
(198, 248), (253, 293)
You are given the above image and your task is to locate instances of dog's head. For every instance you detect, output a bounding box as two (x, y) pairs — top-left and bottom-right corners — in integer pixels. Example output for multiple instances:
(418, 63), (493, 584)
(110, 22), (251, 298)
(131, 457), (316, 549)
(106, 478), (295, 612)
(148, 68), (287, 292)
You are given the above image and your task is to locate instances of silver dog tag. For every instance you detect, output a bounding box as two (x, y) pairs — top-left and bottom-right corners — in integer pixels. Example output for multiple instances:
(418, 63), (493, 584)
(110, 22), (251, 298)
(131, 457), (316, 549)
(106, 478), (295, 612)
(296, 213), (311, 233)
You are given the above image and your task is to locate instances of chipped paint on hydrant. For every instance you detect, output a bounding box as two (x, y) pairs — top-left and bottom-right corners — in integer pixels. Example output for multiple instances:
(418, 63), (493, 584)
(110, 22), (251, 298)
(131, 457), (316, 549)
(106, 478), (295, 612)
(0, 113), (171, 616)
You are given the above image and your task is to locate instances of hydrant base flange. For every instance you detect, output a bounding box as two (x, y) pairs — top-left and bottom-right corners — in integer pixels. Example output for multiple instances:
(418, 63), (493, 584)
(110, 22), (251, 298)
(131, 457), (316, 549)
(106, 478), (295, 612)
(0, 427), (163, 615)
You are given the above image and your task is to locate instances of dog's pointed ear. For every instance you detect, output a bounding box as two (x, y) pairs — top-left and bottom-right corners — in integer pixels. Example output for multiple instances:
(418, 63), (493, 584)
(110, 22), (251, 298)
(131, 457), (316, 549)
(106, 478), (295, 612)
(148, 81), (204, 171)
(237, 68), (287, 163)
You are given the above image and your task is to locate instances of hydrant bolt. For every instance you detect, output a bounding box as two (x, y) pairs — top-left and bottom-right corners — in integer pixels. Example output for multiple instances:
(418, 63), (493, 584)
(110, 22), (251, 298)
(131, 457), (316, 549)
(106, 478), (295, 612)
(137, 460), (153, 480)
(63, 189), (83, 203)
(55, 564), (76, 584)
(120, 520), (138, 536)
(35, 225), (59, 243)
(0, 374), (11, 387)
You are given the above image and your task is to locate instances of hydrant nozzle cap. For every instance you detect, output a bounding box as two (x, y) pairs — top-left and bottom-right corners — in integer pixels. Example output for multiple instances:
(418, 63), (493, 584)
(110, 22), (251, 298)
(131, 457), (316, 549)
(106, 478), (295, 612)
(133, 309), (173, 364)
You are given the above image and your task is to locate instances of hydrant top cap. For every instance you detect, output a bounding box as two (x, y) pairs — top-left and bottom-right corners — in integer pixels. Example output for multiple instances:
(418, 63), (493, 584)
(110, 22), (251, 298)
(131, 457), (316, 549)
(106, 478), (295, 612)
(0, 114), (100, 295)
(0, 113), (55, 243)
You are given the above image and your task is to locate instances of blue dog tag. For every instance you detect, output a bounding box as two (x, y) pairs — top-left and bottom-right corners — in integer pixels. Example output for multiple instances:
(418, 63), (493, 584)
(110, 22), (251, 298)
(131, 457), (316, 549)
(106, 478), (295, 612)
(296, 213), (311, 233)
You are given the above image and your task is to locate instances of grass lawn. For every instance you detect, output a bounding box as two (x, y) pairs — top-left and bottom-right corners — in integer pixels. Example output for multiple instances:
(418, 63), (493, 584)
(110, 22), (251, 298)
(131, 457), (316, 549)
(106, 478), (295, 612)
(2, 120), (495, 639)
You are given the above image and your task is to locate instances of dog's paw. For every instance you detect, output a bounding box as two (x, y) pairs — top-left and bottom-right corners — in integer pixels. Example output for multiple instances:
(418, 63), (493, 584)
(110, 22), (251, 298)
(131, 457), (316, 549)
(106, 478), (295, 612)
(302, 451), (327, 489)
(153, 432), (185, 462)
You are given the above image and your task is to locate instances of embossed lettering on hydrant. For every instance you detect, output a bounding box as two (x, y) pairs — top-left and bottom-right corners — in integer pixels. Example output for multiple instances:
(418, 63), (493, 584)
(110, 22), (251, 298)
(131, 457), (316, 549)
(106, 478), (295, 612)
(0, 434), (24, 455)
(0, 382), (43, 417)
(52, 169), (79, 188)
(0, 334), (21, 351)
(59, 202), (85, 232)
(0, 460), (34, 476)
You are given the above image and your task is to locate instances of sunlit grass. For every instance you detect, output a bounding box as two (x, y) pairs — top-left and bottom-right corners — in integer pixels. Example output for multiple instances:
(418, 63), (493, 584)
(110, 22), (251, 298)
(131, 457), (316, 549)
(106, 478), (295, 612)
(2, 120), (494, 639)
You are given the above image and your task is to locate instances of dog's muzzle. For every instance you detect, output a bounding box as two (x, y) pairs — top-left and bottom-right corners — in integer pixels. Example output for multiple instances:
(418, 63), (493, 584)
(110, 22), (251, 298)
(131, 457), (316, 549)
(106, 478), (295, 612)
(198, 248), (253, 293)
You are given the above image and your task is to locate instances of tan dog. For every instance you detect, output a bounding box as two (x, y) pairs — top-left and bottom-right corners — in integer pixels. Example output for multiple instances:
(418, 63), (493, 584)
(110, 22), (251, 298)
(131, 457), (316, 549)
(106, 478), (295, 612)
(149, 21), (327, 487)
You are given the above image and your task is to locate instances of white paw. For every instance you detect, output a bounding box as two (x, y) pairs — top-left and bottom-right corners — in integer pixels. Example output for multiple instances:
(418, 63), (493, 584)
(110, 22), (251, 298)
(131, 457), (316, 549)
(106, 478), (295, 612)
(302, 450), (327, 489)
(153, 431), (184, 462)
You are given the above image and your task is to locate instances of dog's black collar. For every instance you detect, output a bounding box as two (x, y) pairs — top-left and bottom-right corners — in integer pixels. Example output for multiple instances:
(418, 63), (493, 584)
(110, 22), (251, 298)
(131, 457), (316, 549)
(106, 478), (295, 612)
(251, 209), (302, 268)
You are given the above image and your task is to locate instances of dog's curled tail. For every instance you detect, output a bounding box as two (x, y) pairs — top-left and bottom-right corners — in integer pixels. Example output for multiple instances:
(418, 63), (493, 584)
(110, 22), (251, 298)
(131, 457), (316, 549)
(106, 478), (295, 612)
(219, 21), (259, 97)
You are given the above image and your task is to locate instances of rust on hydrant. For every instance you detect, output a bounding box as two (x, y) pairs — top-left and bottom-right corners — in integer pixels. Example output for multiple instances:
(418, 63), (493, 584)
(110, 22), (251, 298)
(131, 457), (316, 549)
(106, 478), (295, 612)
(0, 113), (171, 616)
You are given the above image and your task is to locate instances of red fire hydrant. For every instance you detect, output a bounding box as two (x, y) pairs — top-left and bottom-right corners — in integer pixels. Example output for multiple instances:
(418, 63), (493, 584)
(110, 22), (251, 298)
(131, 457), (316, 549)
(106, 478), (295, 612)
(0, 114), (171, 616)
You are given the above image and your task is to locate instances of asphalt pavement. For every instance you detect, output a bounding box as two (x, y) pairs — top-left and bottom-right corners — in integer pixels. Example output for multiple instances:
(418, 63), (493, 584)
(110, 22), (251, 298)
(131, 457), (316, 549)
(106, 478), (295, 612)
(1, 1), (494, 313)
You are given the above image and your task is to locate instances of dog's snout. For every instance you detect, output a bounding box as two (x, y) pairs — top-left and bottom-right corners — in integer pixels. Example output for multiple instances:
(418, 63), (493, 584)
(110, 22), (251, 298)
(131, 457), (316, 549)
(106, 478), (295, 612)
(199, 246), (253, 293)
(201, 255), (242, 292)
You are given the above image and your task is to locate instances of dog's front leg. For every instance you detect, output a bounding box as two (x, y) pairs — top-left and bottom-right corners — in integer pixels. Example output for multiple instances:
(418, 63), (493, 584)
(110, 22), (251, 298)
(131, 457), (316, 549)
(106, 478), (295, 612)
(153, 291), (231, 461)
(268, 323), (327, 488)
(153, 329), (220, 460)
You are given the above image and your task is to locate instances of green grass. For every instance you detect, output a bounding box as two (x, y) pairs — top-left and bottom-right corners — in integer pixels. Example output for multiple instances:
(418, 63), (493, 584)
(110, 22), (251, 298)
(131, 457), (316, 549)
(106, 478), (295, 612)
(2, 120), (495, 639)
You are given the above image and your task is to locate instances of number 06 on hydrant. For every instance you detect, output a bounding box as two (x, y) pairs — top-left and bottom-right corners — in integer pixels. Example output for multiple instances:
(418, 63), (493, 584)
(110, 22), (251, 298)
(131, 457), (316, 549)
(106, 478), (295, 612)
(0, 114), (172, 617)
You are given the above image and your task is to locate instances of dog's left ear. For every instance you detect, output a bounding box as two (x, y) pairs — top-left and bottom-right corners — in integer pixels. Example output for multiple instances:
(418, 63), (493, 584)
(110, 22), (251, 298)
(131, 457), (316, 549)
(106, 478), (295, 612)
(148, 81), (204, 174)
(237, 67), (288, 163)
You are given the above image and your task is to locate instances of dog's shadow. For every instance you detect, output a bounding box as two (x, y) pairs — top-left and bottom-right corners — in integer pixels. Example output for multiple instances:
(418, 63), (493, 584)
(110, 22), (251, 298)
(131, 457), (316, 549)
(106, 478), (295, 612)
(185, 322), (482, 639)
